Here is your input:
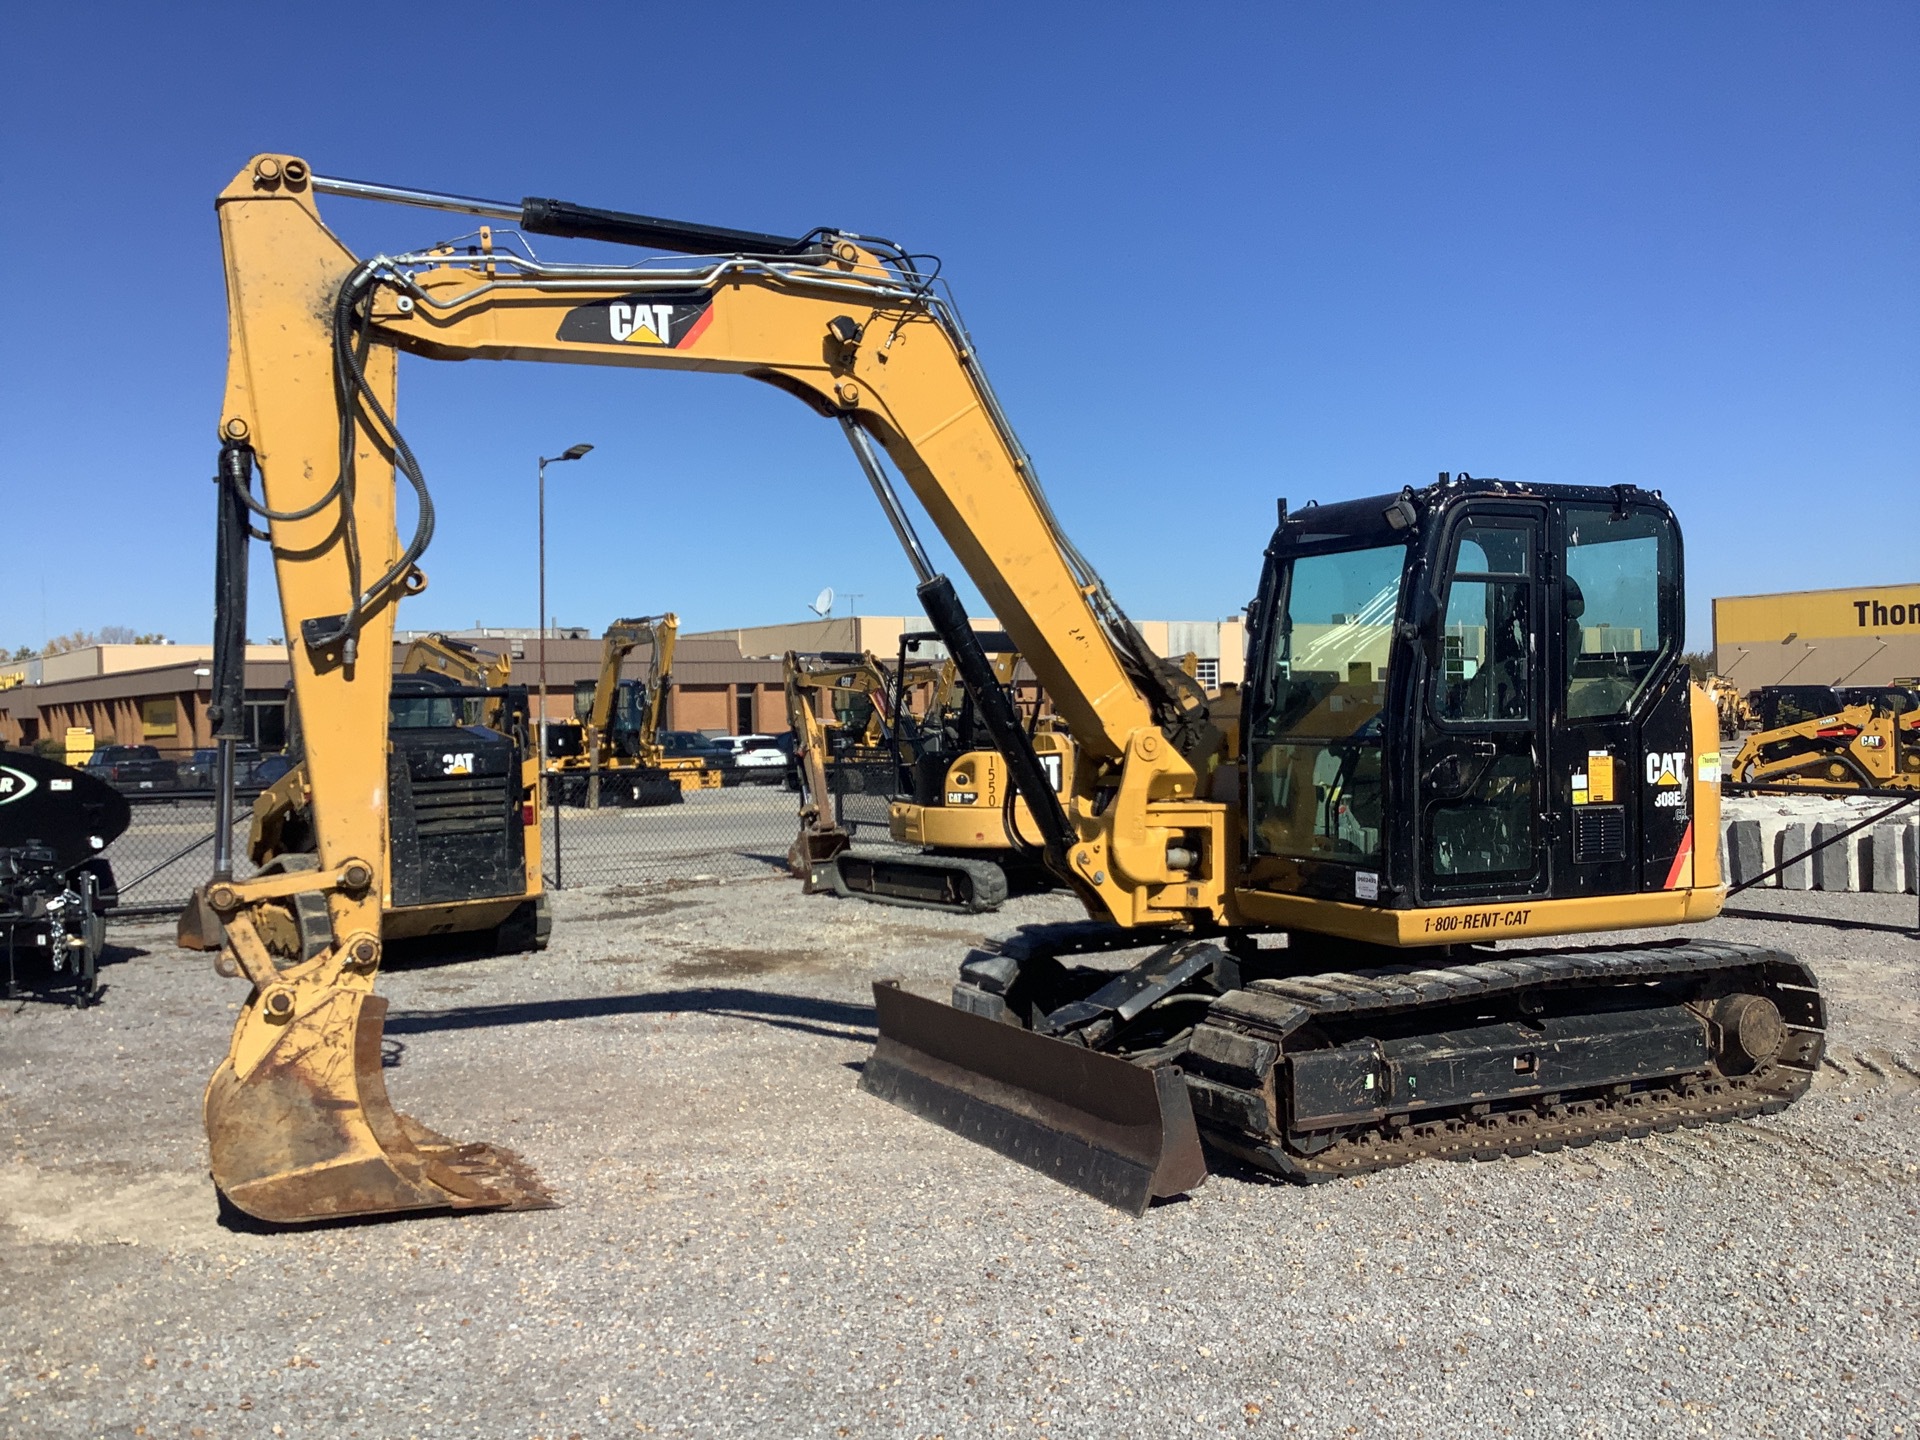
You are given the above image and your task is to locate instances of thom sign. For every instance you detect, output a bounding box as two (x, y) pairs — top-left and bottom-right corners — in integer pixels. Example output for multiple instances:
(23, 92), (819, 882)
(1854, 596), (1920, 629)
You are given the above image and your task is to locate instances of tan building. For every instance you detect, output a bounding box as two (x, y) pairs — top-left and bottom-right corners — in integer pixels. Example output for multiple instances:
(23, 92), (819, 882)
(1714, 583), (1920, 691)
(0, 644), (291, 759)
(704, 615), (1247, 689)
(0, 613), (1248, 758)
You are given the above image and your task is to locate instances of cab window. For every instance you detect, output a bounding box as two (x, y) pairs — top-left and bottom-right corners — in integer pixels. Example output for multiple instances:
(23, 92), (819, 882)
(1563, 506), (1678, 719)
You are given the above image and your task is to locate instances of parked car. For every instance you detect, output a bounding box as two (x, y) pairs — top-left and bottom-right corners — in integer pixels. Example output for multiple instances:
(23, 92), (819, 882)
(707, 733), (789, 785)
(657, 731), (733, 768)
(250, 753), (297, 788)
(175, 746), (265, 791)
(83, 745), (180, 793)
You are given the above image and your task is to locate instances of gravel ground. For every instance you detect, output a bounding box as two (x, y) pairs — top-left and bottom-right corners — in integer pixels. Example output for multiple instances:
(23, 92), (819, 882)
(4, 877), (1918, 1439)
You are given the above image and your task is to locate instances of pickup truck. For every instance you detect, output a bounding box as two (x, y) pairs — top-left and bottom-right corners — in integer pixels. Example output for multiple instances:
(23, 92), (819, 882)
(83, 745), (181, 793)
(175, 746), (266, 791)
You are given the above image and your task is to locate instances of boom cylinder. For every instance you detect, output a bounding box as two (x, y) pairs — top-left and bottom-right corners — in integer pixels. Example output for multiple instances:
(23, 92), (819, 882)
(209, 440), (253, 881)
(917, 574), (1075, 877)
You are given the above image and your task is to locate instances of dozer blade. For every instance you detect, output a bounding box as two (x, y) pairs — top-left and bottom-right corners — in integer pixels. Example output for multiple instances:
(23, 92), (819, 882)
(205, 990), (553, 1225)
(861, 980), (1206, 1216)
(831, 852), (1008, 913)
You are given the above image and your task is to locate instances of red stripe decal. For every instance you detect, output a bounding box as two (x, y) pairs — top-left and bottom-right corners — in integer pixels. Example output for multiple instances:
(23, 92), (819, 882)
(675, 305), (715, 350)
(1663, 821), (1693, 890)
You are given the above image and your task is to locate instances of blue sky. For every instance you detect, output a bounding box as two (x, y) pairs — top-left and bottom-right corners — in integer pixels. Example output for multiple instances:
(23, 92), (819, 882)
(2, 3), (1912, 654)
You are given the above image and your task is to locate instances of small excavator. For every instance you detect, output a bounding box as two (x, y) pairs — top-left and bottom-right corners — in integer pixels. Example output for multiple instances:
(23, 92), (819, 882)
(782, 648), (912, 883)
(547, 615), (719, 807)
(855, 631), (1074, 910)
(783, 646), (1023, 910)
(1702, 674), (1751, 741)
(402, 632), (514, 731)
(197, 156), (1823, 1224)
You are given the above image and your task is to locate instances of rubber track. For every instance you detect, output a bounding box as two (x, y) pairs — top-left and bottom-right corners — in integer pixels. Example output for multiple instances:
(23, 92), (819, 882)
(1187, 939), (1825, 1183)
(830, 853), (1009, 914)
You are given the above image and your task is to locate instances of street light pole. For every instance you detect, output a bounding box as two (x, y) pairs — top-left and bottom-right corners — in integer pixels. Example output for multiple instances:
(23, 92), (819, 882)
(537, 444), (594, 787)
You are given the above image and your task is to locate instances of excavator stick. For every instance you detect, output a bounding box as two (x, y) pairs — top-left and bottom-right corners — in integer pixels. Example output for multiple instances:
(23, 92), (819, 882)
(861, 981), (1206, 1215)
(205, 988), (552, 1224)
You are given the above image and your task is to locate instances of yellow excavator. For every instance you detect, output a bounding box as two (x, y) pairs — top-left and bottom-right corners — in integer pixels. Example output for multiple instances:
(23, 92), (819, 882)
(198, 156), (1823, 1224)
(850, 630), (1076, 909)
(547, 614), (720, 806)
(782, 648), (913, 884)
(402, 632), (513, 730)
(1702, 674), (1751, 741)
(783, 645), (1028, 910)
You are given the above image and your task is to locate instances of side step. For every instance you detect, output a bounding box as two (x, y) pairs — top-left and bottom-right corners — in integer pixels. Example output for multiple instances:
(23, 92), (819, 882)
(830, 852), (1008, 913)
(860, 981), (1206, 1215)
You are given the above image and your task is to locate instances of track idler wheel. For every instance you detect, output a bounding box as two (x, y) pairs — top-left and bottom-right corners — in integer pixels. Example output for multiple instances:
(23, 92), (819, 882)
(205, 985), (552, 1225)
(1711, 993), (1785, 1074)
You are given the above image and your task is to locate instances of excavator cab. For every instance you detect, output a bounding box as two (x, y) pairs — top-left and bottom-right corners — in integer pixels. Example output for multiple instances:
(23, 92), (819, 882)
(1243, 477), (1698, 922)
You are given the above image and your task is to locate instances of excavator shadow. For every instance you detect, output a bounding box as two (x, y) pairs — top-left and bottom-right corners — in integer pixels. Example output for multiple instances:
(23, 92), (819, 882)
(381, 987), (877, 1046)
(1721, 906), (1919, 936)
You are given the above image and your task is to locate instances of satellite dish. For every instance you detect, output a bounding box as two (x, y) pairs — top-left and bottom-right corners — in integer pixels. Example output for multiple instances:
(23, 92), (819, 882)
(809, 587), (835, 618)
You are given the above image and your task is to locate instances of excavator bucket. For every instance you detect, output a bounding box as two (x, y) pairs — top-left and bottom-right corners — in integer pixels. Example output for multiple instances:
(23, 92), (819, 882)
(860, 981), (1206, 1216)
(205, 990), (552, 1225)
(786, 826), (851, 891)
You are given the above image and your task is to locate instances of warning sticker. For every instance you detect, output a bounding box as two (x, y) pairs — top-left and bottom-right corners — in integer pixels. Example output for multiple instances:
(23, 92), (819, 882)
(1697, 752), (1721, 785)
(1587, 751), (1614, 804)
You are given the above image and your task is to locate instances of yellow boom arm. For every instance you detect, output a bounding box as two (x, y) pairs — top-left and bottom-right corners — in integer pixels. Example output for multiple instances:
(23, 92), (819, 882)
(583, 614), (677, 754)
(202, 155), (1224, 1223)
(215, 155), (1222, 936)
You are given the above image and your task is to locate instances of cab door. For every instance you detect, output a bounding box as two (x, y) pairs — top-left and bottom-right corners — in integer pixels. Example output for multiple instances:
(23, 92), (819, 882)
(1549, 501), (1687, 895)
(1415, 508), (1550, 902)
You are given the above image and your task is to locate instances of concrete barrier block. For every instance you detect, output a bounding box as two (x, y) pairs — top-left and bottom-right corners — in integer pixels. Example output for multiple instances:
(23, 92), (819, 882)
(1908, 822), (1920, 896)
(1812, 820), (1856, 891)
(1726, 819), (1767, 887)
(1777, 823), (1812, 890)
(1868, 823), (1910, 894)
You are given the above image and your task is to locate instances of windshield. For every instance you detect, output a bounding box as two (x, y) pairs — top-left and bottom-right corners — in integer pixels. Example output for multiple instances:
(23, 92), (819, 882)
(1249, 541), (1408, 865)
(390, 694), (458, 729)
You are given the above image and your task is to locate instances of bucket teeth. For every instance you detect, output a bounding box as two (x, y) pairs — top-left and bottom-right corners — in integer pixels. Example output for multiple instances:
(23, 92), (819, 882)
(206, 990), (552, 1225)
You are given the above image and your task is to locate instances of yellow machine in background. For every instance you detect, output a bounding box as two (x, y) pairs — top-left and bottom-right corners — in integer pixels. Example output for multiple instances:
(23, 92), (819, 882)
(548, 614), (721, 806)
(195, 156), (1821, 1226)
(862, 631), (1076, 908)
(403, 632), (513, 728)
(1732, 697), (1920, 791)
(1703, 674), (1752, 740)
(781, 647), (948, 892)
(183, 635), (546, 956)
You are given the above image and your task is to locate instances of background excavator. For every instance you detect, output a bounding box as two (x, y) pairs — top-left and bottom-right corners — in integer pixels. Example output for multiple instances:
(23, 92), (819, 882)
(547, 614), (719, 807)
(199, 155), (1823, 1226)
(781, 645), (1035, 912)
(782, 648), (924, 885)
(848, 631), (1074, 911)
(181, 631), (547, 957)
(402, 632), (514, 732)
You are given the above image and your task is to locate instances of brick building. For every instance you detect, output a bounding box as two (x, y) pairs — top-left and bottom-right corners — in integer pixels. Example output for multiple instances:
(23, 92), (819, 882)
(0, 614), (1246, 759)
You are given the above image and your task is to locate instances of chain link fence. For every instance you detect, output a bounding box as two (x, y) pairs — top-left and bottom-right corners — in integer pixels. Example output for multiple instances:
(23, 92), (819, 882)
(98, 759), (919, 920)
